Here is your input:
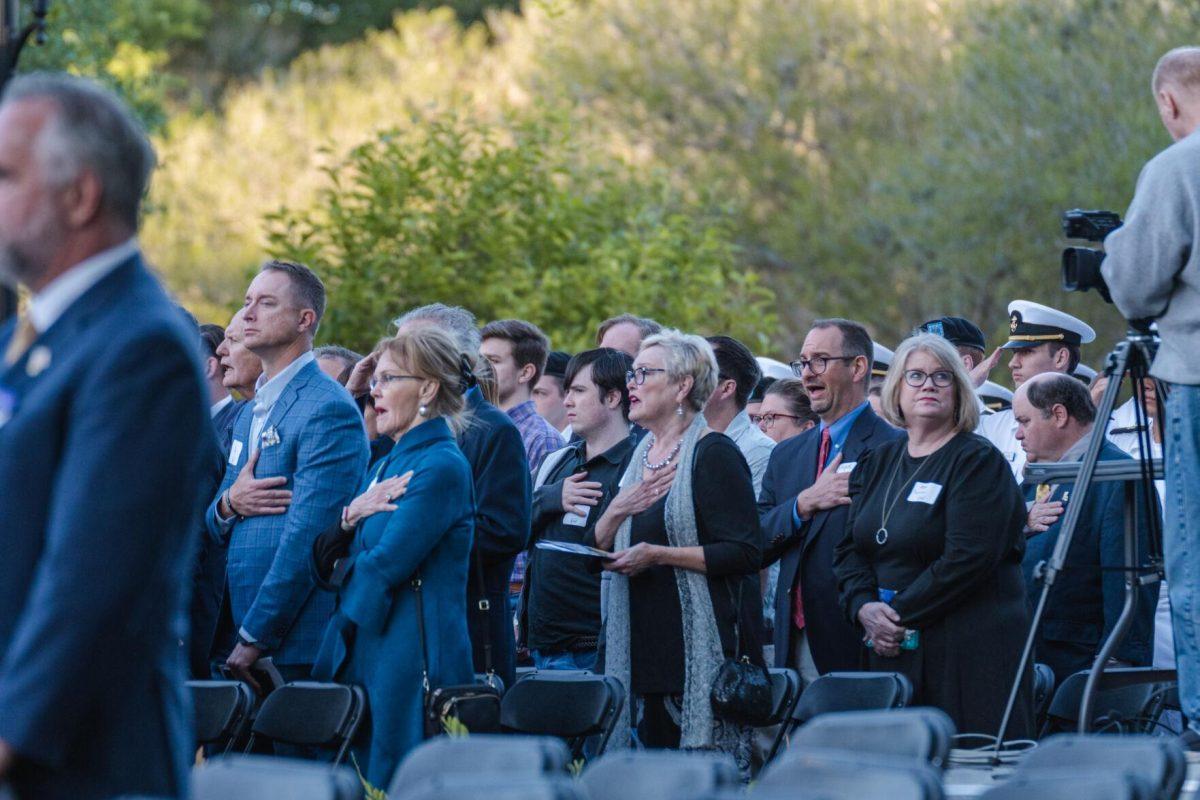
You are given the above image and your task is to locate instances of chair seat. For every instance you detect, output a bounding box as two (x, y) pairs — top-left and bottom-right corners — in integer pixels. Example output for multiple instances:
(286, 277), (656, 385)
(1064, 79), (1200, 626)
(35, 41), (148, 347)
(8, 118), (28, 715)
(581, 750), (739, 800)
(388, 735), (571, 798)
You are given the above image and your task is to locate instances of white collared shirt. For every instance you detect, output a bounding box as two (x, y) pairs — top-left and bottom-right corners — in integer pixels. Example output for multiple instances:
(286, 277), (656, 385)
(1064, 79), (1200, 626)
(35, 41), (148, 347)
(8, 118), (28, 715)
(210, 394), (233, 419)
(724, 409), (776, 497)
(977, 407), (1024, 481)
(27, 238), (139, 333)
(248, 350), (315, 453)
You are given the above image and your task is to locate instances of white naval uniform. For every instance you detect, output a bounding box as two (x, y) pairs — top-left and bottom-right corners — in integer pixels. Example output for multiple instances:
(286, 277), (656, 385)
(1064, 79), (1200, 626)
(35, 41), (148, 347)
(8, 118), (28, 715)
(977, 406), (1024, 481)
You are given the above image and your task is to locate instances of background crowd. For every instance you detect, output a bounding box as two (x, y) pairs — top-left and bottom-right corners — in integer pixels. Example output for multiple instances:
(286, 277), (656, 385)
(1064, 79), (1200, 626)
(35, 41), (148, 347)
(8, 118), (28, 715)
(3, 38), (1200, 800)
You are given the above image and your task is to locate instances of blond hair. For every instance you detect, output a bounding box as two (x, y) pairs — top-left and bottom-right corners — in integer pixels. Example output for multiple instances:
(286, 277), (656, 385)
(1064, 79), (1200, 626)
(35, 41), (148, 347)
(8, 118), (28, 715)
(378, 326), (469, 433)
(880, 333), (980, 433)
(639, 329), (719, 412)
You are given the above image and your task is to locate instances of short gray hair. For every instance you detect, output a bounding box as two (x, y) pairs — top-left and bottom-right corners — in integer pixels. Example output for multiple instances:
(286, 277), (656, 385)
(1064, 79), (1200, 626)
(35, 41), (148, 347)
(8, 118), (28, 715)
(880, 333), (980, 433)
(639, 329), (719, 413)
(3, 73), (155, 230)
(393, 303), (481, 357)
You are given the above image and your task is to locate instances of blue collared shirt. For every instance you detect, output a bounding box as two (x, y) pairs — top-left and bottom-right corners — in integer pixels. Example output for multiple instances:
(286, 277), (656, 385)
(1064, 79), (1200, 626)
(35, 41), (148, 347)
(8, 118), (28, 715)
(791, 400), (870, 528)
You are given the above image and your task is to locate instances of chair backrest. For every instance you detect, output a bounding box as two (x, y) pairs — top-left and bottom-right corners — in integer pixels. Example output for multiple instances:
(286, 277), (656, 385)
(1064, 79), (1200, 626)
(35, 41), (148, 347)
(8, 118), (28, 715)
(580, 750), (739, 800)
(188, 680), (256, 752)
(392, 776), (586, 800)
(500, 672), (625, 756)
(980, 770), (1155, 800)
(758, 746), (944, 800)
(793, 672), (913, 724)
(790, 707), (956, 769)
(247, 682), (366, 764)
(388, 735), (571, 797)
(1033, 663), (1056, 721)
(764, 668), (802, 727)
(1043, 669), (1169, 735)
(192, 755), (362, 800)
(1017, 735), (1185, 800)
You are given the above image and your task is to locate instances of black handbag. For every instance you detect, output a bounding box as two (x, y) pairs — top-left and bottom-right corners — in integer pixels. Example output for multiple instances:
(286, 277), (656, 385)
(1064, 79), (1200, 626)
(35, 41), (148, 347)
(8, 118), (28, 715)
(710, 578), (774, 727)
(412, 574), (502, 737)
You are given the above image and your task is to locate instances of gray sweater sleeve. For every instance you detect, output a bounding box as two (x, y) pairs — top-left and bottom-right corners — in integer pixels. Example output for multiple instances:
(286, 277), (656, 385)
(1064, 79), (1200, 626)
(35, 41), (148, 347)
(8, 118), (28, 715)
(1102, 144), (1195, 320)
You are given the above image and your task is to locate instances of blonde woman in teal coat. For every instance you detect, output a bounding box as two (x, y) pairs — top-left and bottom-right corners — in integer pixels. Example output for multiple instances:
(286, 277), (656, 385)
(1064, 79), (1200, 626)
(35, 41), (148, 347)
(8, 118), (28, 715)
(312, 327), (475, 786)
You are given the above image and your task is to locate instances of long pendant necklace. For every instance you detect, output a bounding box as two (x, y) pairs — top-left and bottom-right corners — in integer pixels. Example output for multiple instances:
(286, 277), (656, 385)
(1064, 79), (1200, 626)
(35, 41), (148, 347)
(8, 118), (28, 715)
(876, 445), (942, 545)
(642, 433), (683, 471)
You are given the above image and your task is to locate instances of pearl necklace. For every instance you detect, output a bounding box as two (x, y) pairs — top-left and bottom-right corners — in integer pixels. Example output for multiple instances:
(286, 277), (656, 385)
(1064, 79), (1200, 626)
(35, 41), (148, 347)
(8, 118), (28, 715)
(642, 433), (683, 471)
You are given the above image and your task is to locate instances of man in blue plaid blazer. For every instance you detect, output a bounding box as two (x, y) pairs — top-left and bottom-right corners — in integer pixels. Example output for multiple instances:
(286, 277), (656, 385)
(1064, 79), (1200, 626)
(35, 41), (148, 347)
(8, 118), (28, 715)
(206, 261), (368, 683)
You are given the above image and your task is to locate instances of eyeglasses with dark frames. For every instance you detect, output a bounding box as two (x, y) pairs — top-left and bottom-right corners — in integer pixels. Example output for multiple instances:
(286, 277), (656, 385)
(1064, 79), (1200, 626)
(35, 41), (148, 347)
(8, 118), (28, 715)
(903, 369), (954, 388)
(625, 366), (668, 386)
(756, 412), (802, 429)
(789, 355), (858, 376)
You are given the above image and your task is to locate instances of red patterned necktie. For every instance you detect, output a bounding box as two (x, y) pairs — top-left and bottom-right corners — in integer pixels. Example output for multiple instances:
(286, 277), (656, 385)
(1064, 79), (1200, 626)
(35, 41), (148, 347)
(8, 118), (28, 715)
(793, 427), (833, 632)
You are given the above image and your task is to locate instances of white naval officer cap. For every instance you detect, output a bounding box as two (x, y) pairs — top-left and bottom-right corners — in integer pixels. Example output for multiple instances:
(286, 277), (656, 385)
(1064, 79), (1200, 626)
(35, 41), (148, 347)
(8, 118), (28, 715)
(1000, 299), (1096, 350)
(871, 341), (894, 378)
(978, 380), (1014, 411)
(756, 356), (793, 381)
(1072, 363), (1098, 385)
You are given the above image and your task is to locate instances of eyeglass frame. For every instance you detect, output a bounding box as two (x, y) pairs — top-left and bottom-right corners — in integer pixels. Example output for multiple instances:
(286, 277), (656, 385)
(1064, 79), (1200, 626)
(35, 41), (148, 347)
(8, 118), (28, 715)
(368, 373), (424, 392)
(754, 412), (803, 429)
(625, 366), (668, 386)
(902, 369), (954, 389)
(789, 354), (859, 376)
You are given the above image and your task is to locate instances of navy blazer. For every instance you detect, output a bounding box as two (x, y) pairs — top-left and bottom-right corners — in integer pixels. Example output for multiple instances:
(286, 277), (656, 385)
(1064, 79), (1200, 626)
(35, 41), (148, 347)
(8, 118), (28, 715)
(458, 387), (532, 688)
(760, 406), (902, 673)
(0, 255), (210, 799)
(1021, 439), (1157, 680)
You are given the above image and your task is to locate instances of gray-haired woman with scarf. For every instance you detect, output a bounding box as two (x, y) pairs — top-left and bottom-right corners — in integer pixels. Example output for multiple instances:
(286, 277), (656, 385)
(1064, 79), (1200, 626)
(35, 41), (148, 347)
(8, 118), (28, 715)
(593, 330), (764, 772)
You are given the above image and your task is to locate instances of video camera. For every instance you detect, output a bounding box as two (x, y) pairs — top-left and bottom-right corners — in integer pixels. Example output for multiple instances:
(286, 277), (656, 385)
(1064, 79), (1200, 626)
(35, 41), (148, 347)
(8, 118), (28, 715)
(1061, 209), (1123, 302)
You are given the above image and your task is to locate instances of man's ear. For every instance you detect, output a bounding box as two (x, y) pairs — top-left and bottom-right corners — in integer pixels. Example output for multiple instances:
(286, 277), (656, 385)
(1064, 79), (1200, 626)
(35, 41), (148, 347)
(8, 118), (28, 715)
(205, 355), (220, 380)
(296, 308), (317, 335)
(62, 169), (104, 228)
(517, 362), (537, 386)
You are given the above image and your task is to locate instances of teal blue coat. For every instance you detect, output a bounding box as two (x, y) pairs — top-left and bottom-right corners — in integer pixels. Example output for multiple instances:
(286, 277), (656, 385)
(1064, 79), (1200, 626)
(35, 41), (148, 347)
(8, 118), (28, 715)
(313, 416), (475, 786)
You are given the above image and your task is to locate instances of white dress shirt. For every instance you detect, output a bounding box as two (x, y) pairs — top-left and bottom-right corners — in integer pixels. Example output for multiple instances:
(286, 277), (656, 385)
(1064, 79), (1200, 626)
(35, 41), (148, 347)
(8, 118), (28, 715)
(248, 351), (315, 454)
(210, 394), (233, 419)
(27, 238), (139, 333)
(724, 408), (776, 497)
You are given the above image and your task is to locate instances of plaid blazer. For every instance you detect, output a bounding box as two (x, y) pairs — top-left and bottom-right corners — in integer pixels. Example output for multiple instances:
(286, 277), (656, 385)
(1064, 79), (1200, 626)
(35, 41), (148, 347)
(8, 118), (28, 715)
(206, 359), (368, 665)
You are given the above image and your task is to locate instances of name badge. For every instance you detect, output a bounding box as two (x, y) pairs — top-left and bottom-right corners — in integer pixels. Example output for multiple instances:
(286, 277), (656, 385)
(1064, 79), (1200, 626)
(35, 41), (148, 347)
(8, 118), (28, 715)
(907, 481), (943, 504)
(228, 439), (244, 466)
(563, 507), (590, 527)
(836, 461), (857, 474)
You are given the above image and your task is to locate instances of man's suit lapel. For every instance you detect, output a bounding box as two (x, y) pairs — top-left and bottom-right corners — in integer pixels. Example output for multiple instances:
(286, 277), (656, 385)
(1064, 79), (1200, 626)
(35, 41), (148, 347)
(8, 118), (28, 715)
(803, 408), (881, 556)
(254, 360), (315, 456)
(0, 256), (139, 391)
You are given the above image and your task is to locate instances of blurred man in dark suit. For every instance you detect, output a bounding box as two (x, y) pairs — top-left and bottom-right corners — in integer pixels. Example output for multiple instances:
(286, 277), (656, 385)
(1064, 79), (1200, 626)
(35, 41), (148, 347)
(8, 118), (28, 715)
(0, 73), (210, 798)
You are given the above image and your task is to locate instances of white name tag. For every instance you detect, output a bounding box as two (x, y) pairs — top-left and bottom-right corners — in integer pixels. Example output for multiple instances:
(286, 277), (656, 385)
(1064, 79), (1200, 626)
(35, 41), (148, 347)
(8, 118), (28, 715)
(563, 507), (590, 527)
(836, 461), (857, 474)
(228, 439), (244, 466)
(907, 481), (943, 504)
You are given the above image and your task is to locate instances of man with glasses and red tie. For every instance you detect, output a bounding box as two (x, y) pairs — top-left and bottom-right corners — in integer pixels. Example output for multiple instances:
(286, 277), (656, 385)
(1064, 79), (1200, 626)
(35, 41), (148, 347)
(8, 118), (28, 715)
(759, 319), (902, 683)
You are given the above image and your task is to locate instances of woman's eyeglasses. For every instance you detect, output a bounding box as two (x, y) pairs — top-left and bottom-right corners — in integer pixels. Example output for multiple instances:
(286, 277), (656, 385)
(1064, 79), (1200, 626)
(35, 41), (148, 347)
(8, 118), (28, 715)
(903, 369), (954, 388)
(753, 412), (802, 429)
(625, 367), (668, 386)
(369, 373), (423, 391)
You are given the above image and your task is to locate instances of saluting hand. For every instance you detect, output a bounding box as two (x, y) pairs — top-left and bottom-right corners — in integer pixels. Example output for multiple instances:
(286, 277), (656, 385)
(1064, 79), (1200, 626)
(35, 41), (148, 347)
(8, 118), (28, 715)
(561, 472), (604, 516)
(970, 348), (1002, 388)
(227, 449), (291, 517)
(345, 471), (413, 528)
(344, 351), (377, 398)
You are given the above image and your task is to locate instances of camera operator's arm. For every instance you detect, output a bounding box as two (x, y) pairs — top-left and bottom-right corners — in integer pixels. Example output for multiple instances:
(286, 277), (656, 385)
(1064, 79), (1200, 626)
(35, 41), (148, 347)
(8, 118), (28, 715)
(1102, 152), (1197, 320)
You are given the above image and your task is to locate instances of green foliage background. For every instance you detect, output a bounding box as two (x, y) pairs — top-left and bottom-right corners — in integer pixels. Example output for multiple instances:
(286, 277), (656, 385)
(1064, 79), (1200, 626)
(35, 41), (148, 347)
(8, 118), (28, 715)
(15, 0), (1200, 371)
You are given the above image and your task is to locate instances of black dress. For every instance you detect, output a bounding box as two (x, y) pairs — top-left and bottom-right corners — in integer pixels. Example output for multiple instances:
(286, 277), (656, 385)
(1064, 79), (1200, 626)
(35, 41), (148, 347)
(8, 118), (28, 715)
(627, 434), (765, 698)
(833, 431), (1035, 739)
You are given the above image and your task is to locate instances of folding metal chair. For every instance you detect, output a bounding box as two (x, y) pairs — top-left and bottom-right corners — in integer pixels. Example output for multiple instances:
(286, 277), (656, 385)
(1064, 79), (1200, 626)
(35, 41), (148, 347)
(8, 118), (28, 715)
(758, 746), (944, 800)
(788, 707), (956, 770)
(980, 770), (1155, 800)
(1040, 668), (1175, 736)
(763, 668), (802, 728)
(580, 750), (739, 800)
(499, 671), (625, 758)
(766, 671), (912, 762)
(1014, 734), (1185, 800)
(243, 682), (366, 765)
(188, 680), (257, 754)
(388, 735), (572, 798)
(1033, 663), (1056, 727)
(192, 754), (362, 800)
(391, 775), (586, 800)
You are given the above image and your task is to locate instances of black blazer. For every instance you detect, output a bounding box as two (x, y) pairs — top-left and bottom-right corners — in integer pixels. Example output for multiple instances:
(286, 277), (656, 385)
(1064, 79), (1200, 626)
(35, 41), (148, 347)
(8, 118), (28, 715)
(760, 406), (901, 672)
(458, 387), (532, 688)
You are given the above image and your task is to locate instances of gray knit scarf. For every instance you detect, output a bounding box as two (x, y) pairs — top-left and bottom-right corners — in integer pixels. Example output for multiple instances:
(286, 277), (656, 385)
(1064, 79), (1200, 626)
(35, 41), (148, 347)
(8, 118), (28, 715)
(603, 413), (742, 755)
